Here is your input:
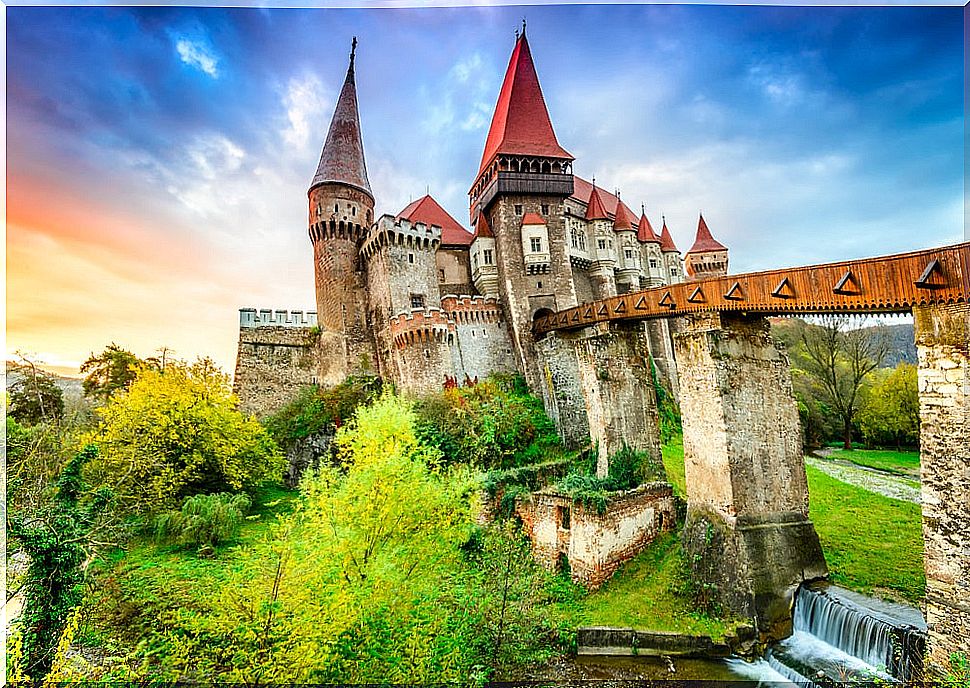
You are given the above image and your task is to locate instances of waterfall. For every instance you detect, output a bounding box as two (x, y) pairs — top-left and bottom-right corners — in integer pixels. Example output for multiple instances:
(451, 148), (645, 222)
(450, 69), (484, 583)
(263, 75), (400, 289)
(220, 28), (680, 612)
(769, 583), (927, 682)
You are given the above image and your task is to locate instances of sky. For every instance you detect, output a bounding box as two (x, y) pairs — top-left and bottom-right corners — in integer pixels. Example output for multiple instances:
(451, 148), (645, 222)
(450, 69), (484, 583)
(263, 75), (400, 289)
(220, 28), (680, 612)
(5, 3), (965, 376)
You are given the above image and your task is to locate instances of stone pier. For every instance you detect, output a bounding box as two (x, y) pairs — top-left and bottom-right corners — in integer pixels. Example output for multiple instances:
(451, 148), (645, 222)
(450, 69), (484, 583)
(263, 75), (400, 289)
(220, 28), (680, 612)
(914, 302), (970, 672)
(674, 312), (827, 639)
(538, 324), (662, 476)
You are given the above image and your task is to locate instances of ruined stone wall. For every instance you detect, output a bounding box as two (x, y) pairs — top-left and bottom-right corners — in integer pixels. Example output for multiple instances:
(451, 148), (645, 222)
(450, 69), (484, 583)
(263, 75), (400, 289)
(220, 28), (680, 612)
(517, 483), (676, 589)
(233, 324), (317, 417)
(914, 302), (970, 670)
(487, 195), (578, 391)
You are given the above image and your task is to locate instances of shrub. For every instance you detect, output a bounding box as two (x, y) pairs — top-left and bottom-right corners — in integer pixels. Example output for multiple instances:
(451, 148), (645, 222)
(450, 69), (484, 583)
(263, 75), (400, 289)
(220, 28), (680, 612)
(413, 375), (560, 470)
(264, 375), (383, 451)
(555, 444), (667, 514)
(85, 358), (283, 514)
(153, 492), (251, 551)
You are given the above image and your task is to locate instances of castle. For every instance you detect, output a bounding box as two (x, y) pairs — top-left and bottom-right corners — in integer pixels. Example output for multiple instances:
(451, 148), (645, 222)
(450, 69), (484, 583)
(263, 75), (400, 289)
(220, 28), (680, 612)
(234, 30), (729, 415)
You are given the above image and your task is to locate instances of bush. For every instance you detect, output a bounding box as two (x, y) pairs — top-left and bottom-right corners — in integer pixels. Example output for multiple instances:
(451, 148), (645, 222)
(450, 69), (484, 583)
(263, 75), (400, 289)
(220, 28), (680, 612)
(85, 358), (283, 514)
(555, 444), (667, 514)
(153, 492), (251, 551)
(414, 375), (560, 470)
(7, 362), (64, 425)
(263, 375), (383, 451)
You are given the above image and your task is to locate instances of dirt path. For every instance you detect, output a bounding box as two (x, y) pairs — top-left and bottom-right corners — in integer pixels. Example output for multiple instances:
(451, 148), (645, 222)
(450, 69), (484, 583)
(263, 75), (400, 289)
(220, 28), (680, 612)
(806, 455), (921, 504)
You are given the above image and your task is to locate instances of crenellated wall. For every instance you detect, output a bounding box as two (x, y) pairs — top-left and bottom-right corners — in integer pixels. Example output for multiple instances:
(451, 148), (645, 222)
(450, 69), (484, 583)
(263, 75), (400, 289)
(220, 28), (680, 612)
(914, 302), (970, 670)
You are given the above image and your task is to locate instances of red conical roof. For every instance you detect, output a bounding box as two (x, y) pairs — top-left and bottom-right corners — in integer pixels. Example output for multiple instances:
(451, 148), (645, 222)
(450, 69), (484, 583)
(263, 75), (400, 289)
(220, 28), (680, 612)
(659, 220), (679, 253)
(397, 194), (473, 246)
(612, 200), (637, 231)
(477, 33), (573, 175)
(686, 214), (728, 254)
(637, 210), (660, 243)
(474, 211), (494, 239)
(310, 40), (372, 199)
(585, 185), (610, 221)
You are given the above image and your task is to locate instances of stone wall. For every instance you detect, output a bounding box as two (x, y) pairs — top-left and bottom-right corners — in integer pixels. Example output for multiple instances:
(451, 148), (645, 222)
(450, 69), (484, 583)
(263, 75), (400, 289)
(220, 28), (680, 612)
(436, 247), (473, 296)
(537, 331), (592, 449)
(233, 325), (317, 417)
(914, 302), (970, 671)
(674, 312), (826, 639)
(517, 483), (675, 589)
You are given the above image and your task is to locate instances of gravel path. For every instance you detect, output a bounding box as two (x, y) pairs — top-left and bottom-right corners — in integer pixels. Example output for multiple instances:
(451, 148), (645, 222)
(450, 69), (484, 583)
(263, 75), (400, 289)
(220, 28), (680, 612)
(806, 456), (921, 504)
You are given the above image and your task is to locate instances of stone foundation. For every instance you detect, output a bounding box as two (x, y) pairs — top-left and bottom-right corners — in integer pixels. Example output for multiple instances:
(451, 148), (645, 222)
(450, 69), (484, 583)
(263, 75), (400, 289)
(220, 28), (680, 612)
(674, 312), (826, 638)
(914, 302), (970, 671)
(516, 482), (675, 589)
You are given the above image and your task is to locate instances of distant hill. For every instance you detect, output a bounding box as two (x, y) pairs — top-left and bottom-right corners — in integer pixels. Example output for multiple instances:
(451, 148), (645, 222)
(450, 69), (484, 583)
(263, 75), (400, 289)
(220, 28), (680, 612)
(5, 361), (85, 401)
(869, 323), (916, 368)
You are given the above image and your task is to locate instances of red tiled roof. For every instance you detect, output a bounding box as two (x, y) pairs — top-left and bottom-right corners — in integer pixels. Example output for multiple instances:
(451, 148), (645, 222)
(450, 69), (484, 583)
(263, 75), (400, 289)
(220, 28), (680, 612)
(396, 194), (473, 246)
(659, 220), (679, 253)
(571, 176), (636, 220)
(477, 34), (573, 176)
(613, 201), (637, 231)
(310, 47), (372, 198)
(686, 214), (728, 254)
(474, 211), (493, 238)
(637, 210), (660, 243)
(585, 185), (610, 221)
(521, 212), (547, 225)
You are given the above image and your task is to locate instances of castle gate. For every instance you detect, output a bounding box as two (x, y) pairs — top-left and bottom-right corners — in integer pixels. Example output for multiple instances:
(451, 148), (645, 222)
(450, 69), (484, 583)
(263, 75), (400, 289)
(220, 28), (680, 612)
(534, 242), (970, 659)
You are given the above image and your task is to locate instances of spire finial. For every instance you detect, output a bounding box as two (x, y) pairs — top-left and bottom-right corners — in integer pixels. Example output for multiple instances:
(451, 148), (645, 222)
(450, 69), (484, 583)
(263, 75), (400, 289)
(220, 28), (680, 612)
(522, 18), (527, 35)
(641, 203), (645, 214)
(349, 37), (358, 70)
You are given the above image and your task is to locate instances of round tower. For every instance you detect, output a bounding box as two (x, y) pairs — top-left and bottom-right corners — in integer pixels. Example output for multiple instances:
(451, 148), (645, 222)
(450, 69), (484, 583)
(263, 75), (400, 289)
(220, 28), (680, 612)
(307, 38), (378, 383)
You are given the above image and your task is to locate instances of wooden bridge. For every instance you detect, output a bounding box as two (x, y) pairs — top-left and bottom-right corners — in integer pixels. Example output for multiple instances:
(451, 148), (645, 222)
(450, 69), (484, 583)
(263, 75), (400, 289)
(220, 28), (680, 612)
(534, 242), (970, 334)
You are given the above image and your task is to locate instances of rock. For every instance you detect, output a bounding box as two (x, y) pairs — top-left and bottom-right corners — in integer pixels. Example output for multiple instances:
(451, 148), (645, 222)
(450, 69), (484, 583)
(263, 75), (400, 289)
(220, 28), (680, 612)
(285, 430), (335, 487)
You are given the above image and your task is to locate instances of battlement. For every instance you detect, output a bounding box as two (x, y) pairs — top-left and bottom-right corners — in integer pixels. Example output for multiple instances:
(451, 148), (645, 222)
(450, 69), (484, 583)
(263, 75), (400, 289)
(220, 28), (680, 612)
(240, 308), (319, 328)
(388, 307), (455, 348)
(441, 294), (504, 324)
(361, 214), (442, 258)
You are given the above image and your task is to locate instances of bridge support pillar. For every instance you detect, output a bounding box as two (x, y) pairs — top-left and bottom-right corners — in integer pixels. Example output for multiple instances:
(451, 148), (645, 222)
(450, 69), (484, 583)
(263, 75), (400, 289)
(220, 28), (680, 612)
(674, 312), (826, 640)
(914, 302), (970, 672)
(538, 324), (662, 477)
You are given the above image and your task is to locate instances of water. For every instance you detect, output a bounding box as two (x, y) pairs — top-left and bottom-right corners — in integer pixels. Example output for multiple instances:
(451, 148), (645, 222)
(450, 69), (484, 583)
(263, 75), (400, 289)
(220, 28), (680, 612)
(554, 654), (799, 684)
(769, 583), (927, 683)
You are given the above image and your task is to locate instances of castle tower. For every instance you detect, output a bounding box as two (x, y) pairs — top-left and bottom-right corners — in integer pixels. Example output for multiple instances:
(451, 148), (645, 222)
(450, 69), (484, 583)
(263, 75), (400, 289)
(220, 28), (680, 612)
(659, 218), (684, 285)
(471, 211), (499, 296)
(684, 213), (729, 279)
(637, 207), (664, 288)
(468, 29), (577, 388)
(307, 39), (378, 384)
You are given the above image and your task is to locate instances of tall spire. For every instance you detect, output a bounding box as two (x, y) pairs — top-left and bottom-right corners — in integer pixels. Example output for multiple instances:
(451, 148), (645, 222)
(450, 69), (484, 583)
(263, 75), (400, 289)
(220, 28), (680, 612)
(686, 213), (728, 254)
(612, 200), (637, 231)
(637, 208), (660, 243)
(310, 37), (372, 199)
(659, 218), (679, 253)
(585, 184), (610, 221)
(477, 32), (572, 175)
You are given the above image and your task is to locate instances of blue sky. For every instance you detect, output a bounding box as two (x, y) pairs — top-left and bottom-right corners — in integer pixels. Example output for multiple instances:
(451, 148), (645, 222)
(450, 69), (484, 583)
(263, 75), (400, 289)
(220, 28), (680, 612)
(6, 4), (965, 373)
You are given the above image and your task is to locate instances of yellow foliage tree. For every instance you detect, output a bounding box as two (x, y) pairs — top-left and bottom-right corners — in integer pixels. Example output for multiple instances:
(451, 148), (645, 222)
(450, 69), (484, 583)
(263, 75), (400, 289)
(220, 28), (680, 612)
(85, 358), (283, 513)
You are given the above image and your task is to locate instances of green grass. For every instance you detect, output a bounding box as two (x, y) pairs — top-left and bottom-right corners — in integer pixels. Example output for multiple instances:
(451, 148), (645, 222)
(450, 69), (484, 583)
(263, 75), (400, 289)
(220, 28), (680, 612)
(807, 466), (924, 605)
(661, 436), (686, 498)
(827, 448), (921, 478)
(552, 532), (736, 640)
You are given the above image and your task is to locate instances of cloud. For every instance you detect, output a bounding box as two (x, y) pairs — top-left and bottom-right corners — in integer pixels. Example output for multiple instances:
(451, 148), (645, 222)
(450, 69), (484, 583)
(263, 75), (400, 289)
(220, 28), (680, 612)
(281, 74), (332, 149)
(175, 37), (220, 78)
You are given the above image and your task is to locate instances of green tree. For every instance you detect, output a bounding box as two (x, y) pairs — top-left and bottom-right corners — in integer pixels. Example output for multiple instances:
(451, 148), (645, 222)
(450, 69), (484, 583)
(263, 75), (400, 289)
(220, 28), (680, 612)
(7, 445), (111, 679)
(795, 316), (890, 450)
(859, 363), (919, 449)
(85, 358), (283, 514)
(7, 359), (64, 425)
(80, 343), (149, 402)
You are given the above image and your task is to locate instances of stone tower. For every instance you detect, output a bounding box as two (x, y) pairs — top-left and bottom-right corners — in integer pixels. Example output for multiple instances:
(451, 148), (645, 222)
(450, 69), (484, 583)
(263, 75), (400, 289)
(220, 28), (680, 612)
(468, 30), (577, 387)
(308, 39), (378, 384)
(684, 213), (729, 279)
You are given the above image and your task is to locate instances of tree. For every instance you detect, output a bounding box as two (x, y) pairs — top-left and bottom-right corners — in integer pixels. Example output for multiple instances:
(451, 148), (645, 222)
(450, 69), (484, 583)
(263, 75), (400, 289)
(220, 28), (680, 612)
(859, 363), (920, 449)
(796, 316), (891, 449)
(7, 445), (111, 680)
(85, 358), (283, 514)
(79, 343), (148, 402)
(7, 358), (64, 425)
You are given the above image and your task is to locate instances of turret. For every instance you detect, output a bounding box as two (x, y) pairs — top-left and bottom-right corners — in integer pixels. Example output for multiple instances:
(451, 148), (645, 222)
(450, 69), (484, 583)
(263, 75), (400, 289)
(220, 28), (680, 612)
(587, 184), (617, 298)
(471, 211), (499, 296)
(684, 213), (729, 279)
(612, 196), (640, 294)
(307, 38), (378, 383)
(659, 218), (684, 284)
(637, 206), (664, 288)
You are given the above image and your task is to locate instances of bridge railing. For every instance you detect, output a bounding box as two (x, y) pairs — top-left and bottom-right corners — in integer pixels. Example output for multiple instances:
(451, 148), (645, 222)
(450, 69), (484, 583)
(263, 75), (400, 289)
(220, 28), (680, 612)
(535, 242), (970, 334)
